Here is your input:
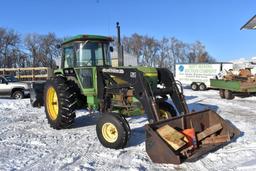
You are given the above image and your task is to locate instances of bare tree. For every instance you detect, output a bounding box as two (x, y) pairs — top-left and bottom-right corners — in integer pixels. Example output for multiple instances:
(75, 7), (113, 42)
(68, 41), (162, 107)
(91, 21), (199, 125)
(188, 41), (215, 63)
(122, 33), (143, 64)
(103, 33), (216, 69)
(156, 37), (170, 68)
(0, 27), (21, 67)
(24, 33), (61, 68)
(40, 33), (61, 68)
(170, 37), (189, 64)
(24, 33), (41, 67)
(141, 36), (159, 67)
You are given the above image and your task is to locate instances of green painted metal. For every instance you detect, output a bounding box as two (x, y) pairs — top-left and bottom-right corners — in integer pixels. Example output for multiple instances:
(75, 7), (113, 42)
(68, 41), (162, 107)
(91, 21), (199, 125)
(87, 96), (98, 109)
(210, 79), (256, 92)
(137, 67), (158, 90)
(119, 107), (143, 116)
(137, 67), (158, 74)
(62, 34), (112, 45)
(54, 69), (64, 75)
(210, 79), (241, 91)
(74, 67), (98, 96)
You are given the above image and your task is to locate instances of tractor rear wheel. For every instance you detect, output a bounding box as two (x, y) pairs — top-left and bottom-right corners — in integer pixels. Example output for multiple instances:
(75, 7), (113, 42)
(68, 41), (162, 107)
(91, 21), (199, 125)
(44, 76), (77, 129)
(66, 79), (87, 109)
(158, 101), (177, 120)
(96, 113), (130, 149)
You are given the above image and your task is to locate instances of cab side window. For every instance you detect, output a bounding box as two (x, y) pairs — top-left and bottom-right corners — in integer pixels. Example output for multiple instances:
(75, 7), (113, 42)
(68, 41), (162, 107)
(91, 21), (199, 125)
(64, 46), (74, 68)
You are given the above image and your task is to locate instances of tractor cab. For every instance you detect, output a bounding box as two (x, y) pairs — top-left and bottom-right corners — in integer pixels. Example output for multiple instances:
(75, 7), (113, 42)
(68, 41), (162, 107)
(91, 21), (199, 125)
(57, 35), (113, 97)
(61, 35), (113, 68)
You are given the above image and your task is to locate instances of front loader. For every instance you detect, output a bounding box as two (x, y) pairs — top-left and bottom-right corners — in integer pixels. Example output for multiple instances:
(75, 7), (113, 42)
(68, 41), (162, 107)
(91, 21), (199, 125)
(31, 34), (240, 164)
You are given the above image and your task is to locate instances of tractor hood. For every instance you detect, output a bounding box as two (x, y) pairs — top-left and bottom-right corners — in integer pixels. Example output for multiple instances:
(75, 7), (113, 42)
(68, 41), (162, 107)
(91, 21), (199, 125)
(137, 67), (158, 90)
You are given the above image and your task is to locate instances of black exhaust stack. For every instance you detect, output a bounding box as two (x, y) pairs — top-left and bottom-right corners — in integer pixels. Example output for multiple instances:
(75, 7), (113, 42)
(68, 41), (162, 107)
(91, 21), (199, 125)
(116, 22), (123, 66)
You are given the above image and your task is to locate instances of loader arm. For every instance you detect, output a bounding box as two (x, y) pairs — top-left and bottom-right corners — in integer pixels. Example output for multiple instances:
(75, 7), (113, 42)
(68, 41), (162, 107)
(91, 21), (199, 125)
(157, 68), (189, 115)
(97, 67), (159, 123)
(97, 67), (189, 123)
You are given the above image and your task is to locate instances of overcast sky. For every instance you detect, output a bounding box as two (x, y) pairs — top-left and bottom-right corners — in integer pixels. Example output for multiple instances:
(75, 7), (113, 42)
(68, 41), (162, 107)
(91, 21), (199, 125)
(0, 0), (256, 61)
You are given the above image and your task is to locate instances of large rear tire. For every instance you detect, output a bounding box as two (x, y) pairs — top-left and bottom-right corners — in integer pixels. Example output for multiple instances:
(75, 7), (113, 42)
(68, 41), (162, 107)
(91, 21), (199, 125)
(158, 101), (177, 120)
(67, 80), (87, 109)
(96, 113), (130, 149)
(44, 76), (77, 129)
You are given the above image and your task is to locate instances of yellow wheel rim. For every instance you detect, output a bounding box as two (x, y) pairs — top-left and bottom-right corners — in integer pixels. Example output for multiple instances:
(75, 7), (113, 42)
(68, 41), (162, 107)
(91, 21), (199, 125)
(102, 122), (118, 143)
(159, 109), (171, 120)
(46, 86), (59, 120)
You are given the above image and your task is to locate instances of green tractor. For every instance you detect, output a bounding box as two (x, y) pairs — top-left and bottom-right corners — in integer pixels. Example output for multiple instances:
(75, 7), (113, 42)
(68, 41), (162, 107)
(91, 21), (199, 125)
(31, 34), (186, 147)
(30, 34), (240, 164)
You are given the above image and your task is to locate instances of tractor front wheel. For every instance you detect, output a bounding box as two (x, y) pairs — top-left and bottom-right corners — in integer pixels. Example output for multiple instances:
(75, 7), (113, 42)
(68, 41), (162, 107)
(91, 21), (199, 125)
(96, 113), (130, 149)
(44, 77), (77, 129)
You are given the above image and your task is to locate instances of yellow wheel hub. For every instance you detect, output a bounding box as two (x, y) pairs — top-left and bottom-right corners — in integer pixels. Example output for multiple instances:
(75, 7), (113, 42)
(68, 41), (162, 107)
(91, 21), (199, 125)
(46, 86), (59, 120)
(159, 109), (170, 120)
(102, 123), (118, 143)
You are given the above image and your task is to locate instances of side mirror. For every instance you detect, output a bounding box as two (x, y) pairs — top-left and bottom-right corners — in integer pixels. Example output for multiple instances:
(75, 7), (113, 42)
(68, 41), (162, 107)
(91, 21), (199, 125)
(109, 46), (114, 52)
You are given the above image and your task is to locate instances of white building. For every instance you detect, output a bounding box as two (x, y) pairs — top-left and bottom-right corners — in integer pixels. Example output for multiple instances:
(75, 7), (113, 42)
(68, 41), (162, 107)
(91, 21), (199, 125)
(111, 51), (138, 67)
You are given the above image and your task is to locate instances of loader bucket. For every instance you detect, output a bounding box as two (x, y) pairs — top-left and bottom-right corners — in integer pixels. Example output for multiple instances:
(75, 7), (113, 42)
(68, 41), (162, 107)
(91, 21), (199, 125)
(145, 109), (241, 164)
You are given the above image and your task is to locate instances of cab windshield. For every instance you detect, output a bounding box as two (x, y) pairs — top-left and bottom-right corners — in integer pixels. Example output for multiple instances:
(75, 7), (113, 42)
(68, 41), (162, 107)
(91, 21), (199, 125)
(63, 41), (111, 68)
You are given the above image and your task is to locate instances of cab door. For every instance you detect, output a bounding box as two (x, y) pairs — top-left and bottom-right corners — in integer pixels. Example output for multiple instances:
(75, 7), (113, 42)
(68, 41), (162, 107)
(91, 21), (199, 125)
(75, 67), (98, 108)
(75, 67), (97, 96)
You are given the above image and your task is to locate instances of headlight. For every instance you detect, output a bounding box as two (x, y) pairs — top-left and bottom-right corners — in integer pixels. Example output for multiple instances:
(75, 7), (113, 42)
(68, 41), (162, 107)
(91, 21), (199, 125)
(63, 68), (76, 76)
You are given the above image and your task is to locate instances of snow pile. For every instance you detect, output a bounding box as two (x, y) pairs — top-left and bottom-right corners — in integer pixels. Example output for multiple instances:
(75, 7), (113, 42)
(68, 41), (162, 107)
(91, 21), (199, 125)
(0, 89), (256, 170)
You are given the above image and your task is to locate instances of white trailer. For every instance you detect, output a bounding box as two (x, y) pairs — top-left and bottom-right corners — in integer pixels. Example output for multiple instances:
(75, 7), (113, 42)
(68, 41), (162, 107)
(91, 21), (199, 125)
(175, 63), (233, 90)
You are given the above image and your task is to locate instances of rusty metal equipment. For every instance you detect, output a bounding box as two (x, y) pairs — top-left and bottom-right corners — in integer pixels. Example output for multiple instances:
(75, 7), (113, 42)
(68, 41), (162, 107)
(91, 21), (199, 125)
(145, 109), (241, 164)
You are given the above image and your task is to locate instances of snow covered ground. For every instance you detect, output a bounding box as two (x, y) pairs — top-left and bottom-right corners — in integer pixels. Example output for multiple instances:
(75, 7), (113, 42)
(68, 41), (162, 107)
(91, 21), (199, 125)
(0, 89), (256, 171)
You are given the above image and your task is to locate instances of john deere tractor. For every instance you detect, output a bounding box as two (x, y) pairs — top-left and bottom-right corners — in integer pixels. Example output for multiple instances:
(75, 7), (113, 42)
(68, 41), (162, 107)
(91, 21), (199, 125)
(31, 34), (188, 147)
(30, 34), (240, 164)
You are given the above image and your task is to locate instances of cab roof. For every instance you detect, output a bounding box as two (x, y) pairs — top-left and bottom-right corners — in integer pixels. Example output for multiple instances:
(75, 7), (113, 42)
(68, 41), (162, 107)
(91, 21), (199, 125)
(62, 34), (113, 45)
